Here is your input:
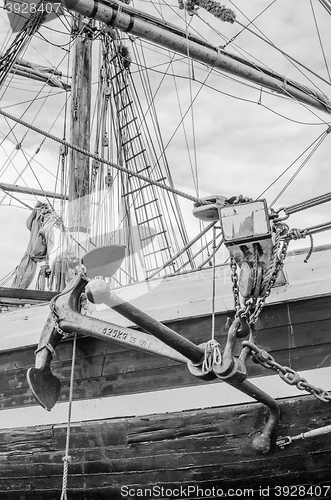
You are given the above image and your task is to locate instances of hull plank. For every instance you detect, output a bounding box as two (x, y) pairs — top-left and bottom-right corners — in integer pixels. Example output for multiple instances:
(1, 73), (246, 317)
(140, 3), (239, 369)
(1, 294), (331, 412)
(0, 396), (331, 499)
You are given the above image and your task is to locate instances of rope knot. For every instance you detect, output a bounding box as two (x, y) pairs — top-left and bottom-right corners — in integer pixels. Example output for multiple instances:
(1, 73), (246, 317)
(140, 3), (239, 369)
(202, 339), (222, 374)
(62, 455), (72, 464)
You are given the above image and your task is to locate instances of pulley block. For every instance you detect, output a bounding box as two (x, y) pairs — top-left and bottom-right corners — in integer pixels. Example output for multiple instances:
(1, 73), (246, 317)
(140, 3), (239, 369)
(239, 261), (265, 299)
(193, 195), (228, 221)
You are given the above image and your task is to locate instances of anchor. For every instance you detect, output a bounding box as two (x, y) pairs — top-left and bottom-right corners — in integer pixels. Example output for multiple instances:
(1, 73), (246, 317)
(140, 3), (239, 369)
(27, 248), (280, 453)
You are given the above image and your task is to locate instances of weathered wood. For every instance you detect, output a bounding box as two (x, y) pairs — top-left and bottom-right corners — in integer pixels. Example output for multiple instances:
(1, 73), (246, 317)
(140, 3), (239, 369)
(0, 287), (57, 304)
(0, 395), (330, 499)
(68, 14), (91, 232)
(1, 291), (331, 411)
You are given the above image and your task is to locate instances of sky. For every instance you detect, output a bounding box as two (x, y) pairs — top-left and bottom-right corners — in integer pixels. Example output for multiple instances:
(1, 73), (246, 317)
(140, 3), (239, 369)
(0, 0), (331, 285)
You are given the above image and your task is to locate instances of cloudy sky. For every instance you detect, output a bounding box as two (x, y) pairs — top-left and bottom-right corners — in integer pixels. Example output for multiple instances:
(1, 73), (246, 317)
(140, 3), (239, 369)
(0, 0), (331, 285)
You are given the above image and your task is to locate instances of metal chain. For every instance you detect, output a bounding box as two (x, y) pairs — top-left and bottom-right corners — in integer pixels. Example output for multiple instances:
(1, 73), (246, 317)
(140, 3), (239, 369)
(49, 299), (73, 339)
(230, 222), (290, 326)
(230, 257), (241, 314)
(242, 341), (331, 404)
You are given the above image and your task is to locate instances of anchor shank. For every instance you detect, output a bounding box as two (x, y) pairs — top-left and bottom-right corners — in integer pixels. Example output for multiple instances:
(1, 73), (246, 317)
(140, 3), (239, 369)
(102, 294), (204, 365)
(58, 309), (188, 363)
(86, 278), (205, 365)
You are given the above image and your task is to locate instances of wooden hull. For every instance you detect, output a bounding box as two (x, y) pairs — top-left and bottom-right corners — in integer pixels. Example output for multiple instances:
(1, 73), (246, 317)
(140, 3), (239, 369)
(1, 395), (331, 499)
(1, 246), (331, 498)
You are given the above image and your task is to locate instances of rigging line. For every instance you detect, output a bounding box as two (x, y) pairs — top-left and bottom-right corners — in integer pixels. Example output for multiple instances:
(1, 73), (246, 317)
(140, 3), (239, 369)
(36, 32), (73, 47)
(270, 131), (330, 207)
(0, 34), (72, 146)
(184, 8), (200, 198)
(129, 44), (330, 127)
(0, 11), (14, 49)
(258, 128), (330, 200)
(1, 90), (66, 109)
(0, 107), (204, 204)
(225, 0), (278, 48)
(130, 46), (191, 251)
(0, 127), (68, 185)
(195, 3), (331, 122)
(235, 20), (331, 89)
(0, 93), (71, 194)
(152, 0), (212, 46)
(152, 64), (217, 175)
(259, 101), (331, 127)
(166, 50), (198, 195)
(0, 144), (21, 185)
(227, 1), (331, 94)
(309, 0), (331, 84)
(0, 185), (33, 209)
(125, 45), (192, 259)
(1, 115), (48, 206)
(194, 15), (330, 125)
(318, 0), (331, 15)
(25, 16), (77, 72)
(133, 40), (193, 202)
(0, 3), (47, 90)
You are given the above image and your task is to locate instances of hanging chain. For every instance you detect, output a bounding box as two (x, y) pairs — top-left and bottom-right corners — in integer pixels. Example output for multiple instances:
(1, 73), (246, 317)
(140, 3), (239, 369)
(228, 217), (331, 403)
(242, 341), (331, 404)
(230, 256), (241, 314)
(49, 295), (75, 339)
(230, 222), (290, 326)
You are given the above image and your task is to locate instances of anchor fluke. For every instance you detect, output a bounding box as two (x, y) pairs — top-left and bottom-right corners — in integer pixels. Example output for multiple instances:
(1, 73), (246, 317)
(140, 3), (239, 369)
(82, 244), (126, 279)
(27, 367), (61, 411)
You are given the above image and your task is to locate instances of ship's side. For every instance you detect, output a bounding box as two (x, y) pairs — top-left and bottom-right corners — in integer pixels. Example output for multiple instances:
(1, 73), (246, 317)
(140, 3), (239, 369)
(0, 245), (331, 499)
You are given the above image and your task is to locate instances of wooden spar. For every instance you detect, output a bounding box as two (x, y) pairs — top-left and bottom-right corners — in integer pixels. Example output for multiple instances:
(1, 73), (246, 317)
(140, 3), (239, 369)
(10, 65), (69, 89)
(68, 14), (92, 233)
(0, 182), (68, 201)
(54, 0), (331, 114)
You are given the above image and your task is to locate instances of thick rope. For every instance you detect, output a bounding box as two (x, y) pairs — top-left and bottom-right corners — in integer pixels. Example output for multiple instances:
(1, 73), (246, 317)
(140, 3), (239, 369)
(0, 107), (206, 206)
(60, 333), (77, 500)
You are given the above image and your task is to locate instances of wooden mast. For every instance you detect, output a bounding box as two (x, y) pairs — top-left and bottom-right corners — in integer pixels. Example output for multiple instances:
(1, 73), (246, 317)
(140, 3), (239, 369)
(68, 14), (92, 234)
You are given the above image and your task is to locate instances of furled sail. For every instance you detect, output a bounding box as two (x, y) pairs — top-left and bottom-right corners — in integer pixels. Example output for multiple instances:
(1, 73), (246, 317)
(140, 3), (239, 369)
(12, 202), (55, 289)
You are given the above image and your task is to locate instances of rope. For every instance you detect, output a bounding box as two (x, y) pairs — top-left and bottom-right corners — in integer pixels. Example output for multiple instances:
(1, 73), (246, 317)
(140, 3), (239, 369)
(277, 190), (331, 218)
(60, 333), (77, 500)
(261, 225), (283, 290)
(211, 224), (216, 341)
(0, 107), (206, 206)
(251, 243), (259, 293)
(202, 225), (222, 373)
(304, 234), (314, 263)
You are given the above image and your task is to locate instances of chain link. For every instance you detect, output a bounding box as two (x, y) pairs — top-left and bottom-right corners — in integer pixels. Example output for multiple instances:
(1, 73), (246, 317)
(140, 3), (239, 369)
(230, 257), (241, 314)
(229, 222), (290, 325)
(242, 341), (331, 403)
(49, 300), (73, 339)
